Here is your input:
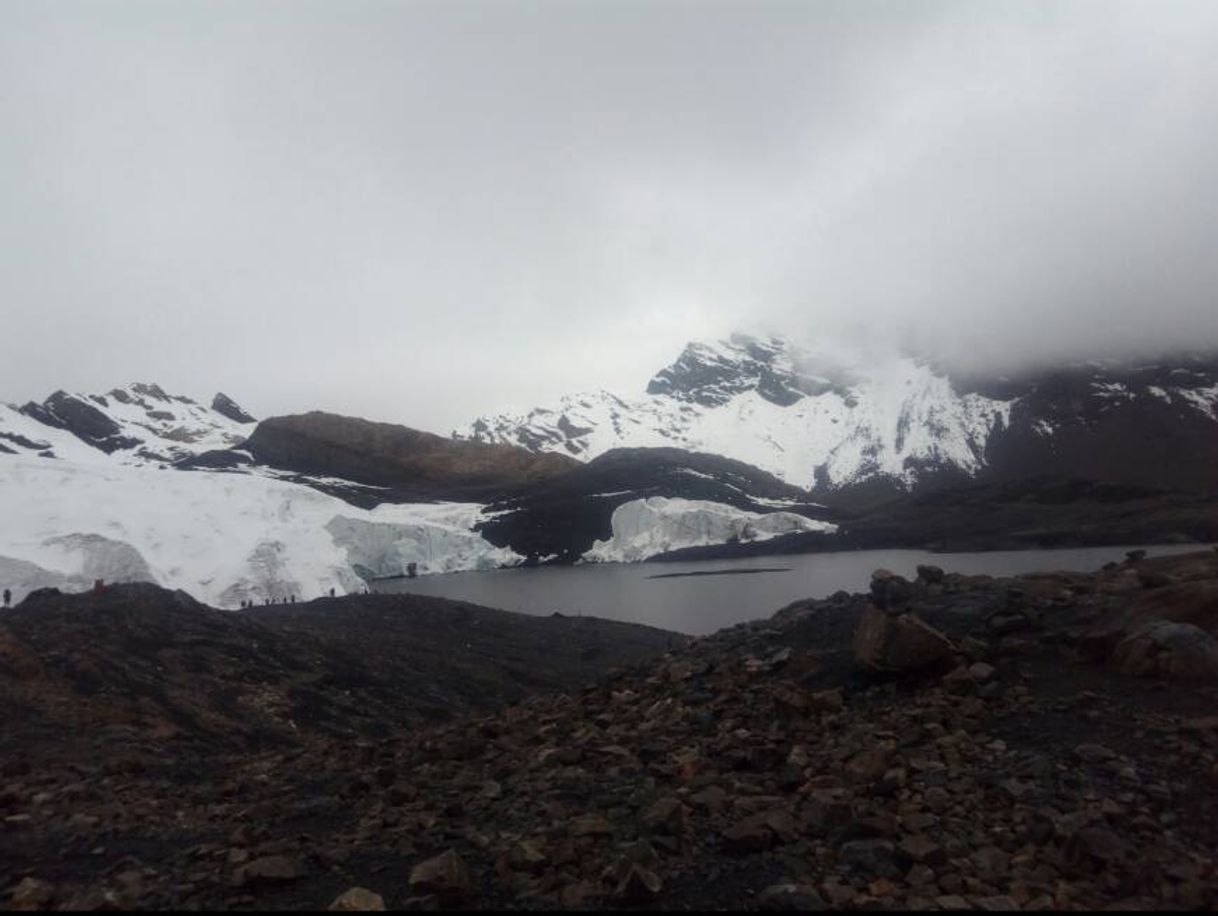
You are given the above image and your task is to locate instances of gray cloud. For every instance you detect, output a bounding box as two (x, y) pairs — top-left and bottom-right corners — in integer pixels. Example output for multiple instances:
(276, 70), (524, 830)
(2, 0), (1217, 431)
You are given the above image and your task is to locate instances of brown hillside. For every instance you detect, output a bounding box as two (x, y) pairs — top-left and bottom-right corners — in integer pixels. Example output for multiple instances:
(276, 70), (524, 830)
(243, 411), (578, 500)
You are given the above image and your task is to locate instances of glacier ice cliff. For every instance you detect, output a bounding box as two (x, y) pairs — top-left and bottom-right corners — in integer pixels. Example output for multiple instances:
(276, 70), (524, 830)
(582, 496), (838, 564)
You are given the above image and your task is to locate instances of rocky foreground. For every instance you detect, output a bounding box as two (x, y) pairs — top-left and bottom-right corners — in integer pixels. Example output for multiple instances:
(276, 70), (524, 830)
(3, 551), (1218, 910)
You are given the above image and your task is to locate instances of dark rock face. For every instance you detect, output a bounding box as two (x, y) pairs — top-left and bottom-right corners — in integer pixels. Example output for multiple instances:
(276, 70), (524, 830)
(211, 392), (256, 424)
(0, 430), (51, 452)
(174, 448), (254, 470)
(822, 476), (1218, 553)
(977, 356), (1218, 493)
(645, 333), (845, 408)
(243, 412), (579, 501)
(476, 447), (834, 563)
(19, 391), (141, 453)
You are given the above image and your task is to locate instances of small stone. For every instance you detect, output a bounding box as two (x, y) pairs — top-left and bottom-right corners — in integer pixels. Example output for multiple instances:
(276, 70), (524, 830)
(722, 814), (773, 854)
(641, 796), (685, 835)
(974, 895), (1021, 911)
(810, 688), (844, 712)
(235, 855), (305, 886)
(838, 839), (901, 879)
(8, 878), (55, 911)
(614, 864), (662, 904)
(401, 894), (441, 911)
(569, 813), (613, 837)
(935, 894), (972, 910)
(1072, 744), (1116, 763)
(505, 840), (547, 873)
(900, 834), (946, 866)
(559, 881), (599, 908)
(757, 883), (828, 911)
(408, 849), (473, 904)
(1063, 826), (1128, 871)
(846, 747), (892, 783)
(691, 785), (728, 813)
(942, 666), (978, 695)
(968, 662), (997, 681)
(329, 887), (387, 911)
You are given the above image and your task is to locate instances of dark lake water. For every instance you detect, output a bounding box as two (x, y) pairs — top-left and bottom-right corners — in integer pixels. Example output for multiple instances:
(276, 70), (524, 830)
(373, 544), (1206, 636)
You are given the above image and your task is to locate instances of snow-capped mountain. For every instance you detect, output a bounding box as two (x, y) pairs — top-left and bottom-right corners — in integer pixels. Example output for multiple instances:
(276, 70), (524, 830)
(2, 383), (255, 465)
(461, 333), (1218, 494)
(461, 334), (1011, 490)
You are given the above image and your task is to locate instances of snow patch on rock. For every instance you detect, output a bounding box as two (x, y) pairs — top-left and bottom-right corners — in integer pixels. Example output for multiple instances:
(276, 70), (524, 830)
(582, 496), (837, 564)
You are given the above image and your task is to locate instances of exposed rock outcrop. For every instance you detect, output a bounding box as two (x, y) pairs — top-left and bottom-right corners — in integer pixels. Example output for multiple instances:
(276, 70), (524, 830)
(211, 392), (256, 425)
(853, 604), (957, 674)
(1112, 620), (1218, 681)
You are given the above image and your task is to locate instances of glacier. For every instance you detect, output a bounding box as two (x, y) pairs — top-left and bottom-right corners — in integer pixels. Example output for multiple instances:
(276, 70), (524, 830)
(0, 456), (521, 607)
(582, 496), (838, 564)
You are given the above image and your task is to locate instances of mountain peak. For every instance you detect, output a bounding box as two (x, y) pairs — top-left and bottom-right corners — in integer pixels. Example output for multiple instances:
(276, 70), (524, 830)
(8, 383), (256, 464)
(645, 332), (841, 408)
(211, 392), (256, 424)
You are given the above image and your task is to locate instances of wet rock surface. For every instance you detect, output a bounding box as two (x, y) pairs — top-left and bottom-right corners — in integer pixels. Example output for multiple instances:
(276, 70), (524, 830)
(2, 551), (1218, 910)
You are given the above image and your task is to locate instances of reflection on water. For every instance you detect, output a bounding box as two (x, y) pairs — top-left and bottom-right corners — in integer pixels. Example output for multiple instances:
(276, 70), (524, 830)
(373, 544), (1205, 636)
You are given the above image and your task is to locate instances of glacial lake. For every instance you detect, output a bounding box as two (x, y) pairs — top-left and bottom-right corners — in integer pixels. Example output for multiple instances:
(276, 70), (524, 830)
(373, 544), (1207, 636)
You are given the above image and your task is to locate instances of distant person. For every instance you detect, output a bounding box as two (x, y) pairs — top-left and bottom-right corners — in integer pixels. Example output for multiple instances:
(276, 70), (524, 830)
(290, 594), (296, 603)
(329, 587), (335, 598)
(2, 588), (9, 608)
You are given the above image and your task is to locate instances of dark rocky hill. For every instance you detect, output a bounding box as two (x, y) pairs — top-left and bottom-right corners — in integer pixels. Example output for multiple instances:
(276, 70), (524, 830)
(476, 447), (833, 563)
(0, 583), (682, 762)
(2, 553), (1218, 909)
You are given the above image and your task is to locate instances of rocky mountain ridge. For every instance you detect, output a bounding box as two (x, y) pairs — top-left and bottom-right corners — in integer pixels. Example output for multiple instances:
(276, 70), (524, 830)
(462, 333), (1218, 495)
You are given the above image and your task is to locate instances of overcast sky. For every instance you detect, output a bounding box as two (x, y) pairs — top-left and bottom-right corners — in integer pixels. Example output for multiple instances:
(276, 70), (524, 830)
(3, 0), (1217, 433)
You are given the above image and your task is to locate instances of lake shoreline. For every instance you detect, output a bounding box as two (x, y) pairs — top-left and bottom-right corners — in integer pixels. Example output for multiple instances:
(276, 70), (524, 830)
(373, 543), (1205, 636)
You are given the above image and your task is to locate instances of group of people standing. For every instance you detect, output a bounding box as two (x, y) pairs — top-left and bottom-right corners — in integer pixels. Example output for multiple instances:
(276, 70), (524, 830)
(238, 595), (297, 608)
(237, 586), (378, 609)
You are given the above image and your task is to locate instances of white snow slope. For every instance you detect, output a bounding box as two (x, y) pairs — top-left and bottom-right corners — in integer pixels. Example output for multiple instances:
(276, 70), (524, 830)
(582, 496), (838, 564)
(464, 335), (1012, 490)
(0, 456), (521, 607)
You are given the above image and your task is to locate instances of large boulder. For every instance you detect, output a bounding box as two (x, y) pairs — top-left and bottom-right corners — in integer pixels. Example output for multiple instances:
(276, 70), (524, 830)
(853, 605), (957, 674)
(869, 569), (914, 610)
(1111, 620), (1218, 681)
